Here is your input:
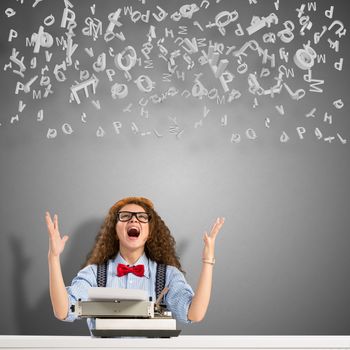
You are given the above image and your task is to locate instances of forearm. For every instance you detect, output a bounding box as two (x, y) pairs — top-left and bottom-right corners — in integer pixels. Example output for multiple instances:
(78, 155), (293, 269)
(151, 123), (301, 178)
(187, 262), (214, 322)
(48, 254), (69, 320)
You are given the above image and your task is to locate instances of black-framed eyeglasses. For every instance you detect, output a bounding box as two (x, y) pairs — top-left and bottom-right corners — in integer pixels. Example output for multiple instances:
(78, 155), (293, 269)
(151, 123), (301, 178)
(117, 211), (151, 223)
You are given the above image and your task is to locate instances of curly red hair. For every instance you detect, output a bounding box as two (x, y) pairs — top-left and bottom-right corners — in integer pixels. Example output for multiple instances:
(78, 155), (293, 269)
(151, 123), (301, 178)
(83, 197), (183, 271)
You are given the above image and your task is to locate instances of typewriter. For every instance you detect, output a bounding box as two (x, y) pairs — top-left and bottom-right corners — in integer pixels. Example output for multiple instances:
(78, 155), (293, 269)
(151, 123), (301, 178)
(72, 287), (181, 338)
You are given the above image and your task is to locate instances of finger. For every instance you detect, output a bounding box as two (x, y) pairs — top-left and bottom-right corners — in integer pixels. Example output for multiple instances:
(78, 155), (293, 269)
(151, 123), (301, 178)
(62, 235), (69, 246)
(203, 232), (209, 243)
(216, 217), (225, 230)
(54, 214), (59, 232)
(214, 217), (225, 235)
(209, 217), (225, 238)
(45, 211), (52, 224)
(45, 212), (54, 233)
(210, 219), (221, 237)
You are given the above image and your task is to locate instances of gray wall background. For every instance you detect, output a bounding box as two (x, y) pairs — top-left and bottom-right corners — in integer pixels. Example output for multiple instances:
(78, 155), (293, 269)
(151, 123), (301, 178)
(0, 0), (349, 335)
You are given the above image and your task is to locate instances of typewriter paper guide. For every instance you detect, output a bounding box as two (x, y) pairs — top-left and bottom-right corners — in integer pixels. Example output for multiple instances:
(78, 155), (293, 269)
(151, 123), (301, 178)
(88, 287), (148, 301)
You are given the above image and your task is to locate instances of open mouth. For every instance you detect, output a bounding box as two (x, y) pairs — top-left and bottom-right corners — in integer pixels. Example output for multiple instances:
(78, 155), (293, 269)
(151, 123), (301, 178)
(127, 227), (140, 238)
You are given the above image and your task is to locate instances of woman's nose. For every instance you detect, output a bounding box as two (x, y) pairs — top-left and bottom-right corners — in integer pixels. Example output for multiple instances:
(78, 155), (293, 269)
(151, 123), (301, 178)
(129, 214), (139, 222)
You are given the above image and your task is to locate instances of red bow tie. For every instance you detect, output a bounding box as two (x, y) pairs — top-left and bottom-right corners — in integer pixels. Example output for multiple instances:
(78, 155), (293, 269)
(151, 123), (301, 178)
(117, 263), (144, 277)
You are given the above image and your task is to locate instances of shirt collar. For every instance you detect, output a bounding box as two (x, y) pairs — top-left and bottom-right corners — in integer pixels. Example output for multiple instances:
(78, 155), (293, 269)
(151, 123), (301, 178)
(114, 252), (150, 278)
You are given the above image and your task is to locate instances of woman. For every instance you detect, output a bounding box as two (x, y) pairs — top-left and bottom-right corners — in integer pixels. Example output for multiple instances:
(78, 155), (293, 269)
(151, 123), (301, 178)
(46, 196), (224, 329)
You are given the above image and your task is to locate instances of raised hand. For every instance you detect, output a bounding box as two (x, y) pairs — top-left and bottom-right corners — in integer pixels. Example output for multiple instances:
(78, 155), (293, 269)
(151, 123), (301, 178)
(188, 217), (226, 322)
(45, 212), (69, 258)
(202, 217), (225, 262)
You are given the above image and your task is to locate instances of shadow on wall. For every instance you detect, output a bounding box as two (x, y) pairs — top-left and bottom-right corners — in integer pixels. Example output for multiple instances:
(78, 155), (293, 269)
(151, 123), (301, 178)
(9, 219), (102, 335)
(9, 219), (190, 335)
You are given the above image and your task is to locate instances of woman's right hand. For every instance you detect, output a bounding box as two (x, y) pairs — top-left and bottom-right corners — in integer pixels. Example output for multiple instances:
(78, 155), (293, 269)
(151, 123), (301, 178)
(45, 211), (69, 258)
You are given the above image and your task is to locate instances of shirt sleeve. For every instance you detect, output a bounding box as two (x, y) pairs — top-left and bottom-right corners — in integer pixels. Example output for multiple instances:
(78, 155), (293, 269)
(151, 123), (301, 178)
(164, 266), (194, 324)
(63, 264), (97, 322)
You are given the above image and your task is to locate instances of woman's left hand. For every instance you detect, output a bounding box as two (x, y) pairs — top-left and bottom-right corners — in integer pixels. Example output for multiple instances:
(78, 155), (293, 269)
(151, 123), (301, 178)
(202, 217), (225, 261)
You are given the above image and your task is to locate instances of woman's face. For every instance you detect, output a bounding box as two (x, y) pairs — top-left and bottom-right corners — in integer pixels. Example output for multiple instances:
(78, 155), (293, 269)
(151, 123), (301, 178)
(115, 204), (150, 253)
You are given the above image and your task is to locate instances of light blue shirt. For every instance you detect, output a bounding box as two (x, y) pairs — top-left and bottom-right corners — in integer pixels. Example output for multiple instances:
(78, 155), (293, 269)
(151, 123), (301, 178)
(65, 253), (194, 330)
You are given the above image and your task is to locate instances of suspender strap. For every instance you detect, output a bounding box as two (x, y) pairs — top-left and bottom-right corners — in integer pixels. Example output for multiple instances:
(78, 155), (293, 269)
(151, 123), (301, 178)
(155, 263), (167, 301)
(97, 261), (108, 287)
(96, 261), (167, 302)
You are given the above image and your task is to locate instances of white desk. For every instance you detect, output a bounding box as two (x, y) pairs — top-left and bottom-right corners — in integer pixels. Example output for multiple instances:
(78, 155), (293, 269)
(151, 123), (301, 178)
(0, 336), (349, 350)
